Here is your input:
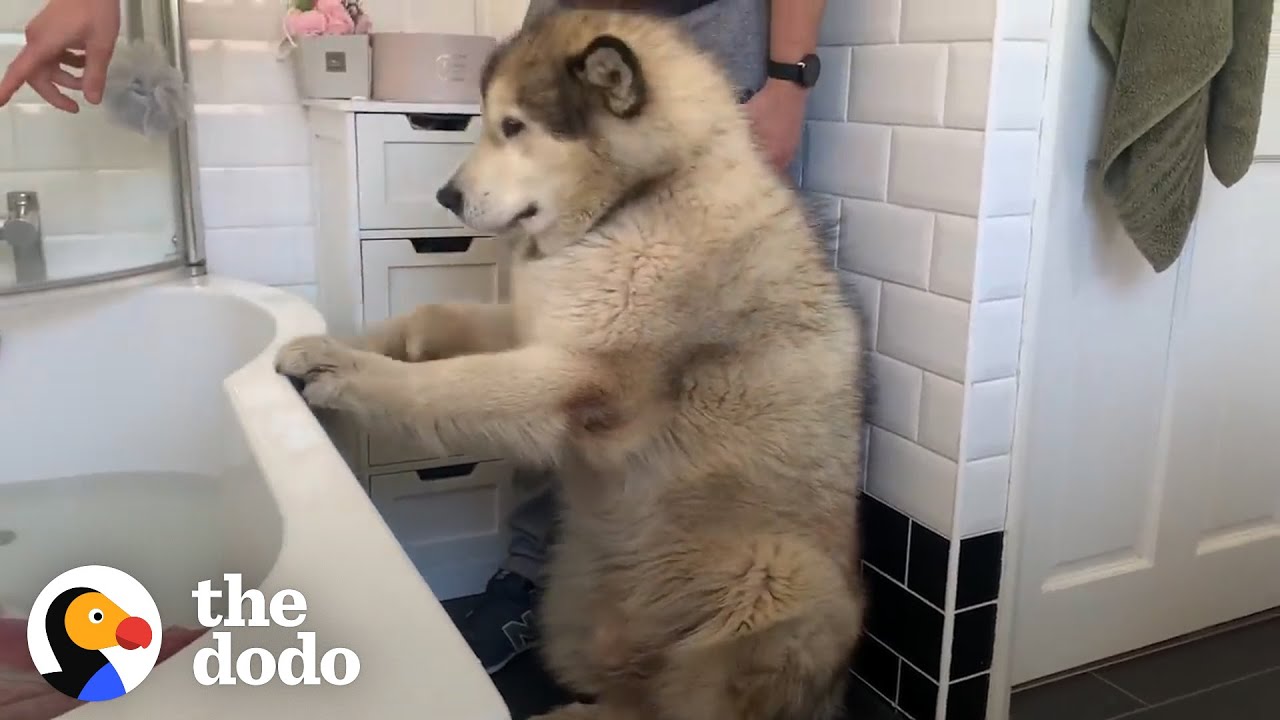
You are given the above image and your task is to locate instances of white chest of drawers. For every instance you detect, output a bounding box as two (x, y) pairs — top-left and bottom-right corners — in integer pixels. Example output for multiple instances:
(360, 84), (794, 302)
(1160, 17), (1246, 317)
(304, 99), (518, 600)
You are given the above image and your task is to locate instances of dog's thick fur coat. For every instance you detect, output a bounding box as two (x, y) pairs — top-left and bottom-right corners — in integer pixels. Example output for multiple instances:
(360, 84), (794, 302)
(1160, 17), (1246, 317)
(276, 10), (867, 719)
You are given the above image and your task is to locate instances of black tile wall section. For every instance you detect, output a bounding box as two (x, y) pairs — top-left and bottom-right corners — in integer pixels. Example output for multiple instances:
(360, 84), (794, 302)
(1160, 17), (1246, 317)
(855, 493), (1008, 719)
(860, 494), (909, 581)
(957, 531), (1004, 608)
(865, 555), (945, 678)
(898, 663), (940, 720)
(951, 603), (999, 678)
(907, 522), (950, 608)
(946, 673), (991, 720)
(852, 634), (899, 701)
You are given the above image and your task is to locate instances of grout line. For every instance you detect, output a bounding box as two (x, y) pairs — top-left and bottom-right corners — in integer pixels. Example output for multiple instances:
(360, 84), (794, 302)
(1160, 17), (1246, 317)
(956, 598), (999, 614)
(1091, 672), (1148, 708)
(1104, 666), (1280, 720)
(894, 656), (904, 705)
(865, 562), (946, 615)
(851, 666), (902, 711)
(904, 519), (915, 586)
(863, 628), (942, 689)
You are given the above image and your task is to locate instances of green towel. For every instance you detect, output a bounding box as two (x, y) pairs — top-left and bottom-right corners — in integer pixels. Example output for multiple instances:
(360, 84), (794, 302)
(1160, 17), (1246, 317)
(1090, 0), (1274, 273)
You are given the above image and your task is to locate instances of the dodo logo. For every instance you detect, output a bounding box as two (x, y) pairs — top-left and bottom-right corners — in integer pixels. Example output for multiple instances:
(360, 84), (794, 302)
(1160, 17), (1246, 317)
(27, 565), (161, 702)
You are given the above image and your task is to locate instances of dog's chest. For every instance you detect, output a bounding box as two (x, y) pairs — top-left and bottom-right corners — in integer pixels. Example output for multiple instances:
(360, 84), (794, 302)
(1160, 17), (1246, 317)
(510, 243), (668, 347)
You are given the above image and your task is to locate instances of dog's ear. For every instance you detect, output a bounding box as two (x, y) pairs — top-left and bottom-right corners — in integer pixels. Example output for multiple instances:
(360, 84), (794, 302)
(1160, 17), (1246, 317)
(567, 35), (647, 118)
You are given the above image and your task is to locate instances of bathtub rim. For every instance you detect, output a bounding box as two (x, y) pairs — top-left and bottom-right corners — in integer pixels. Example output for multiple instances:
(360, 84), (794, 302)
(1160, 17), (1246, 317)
(10, 268), (509, 718)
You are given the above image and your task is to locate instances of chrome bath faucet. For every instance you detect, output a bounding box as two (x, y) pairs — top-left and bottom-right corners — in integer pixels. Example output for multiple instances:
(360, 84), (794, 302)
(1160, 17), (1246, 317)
(2, 191), (46, 285)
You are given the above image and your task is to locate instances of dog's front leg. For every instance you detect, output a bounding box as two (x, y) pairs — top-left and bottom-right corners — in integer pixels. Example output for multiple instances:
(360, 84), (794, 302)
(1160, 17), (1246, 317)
(276, 337), (614, 465)
(358, 302), (517, 361)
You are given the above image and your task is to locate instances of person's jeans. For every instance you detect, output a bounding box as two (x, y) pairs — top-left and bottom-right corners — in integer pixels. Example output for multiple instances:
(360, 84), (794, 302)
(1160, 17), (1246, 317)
(501, 469), (558, 586)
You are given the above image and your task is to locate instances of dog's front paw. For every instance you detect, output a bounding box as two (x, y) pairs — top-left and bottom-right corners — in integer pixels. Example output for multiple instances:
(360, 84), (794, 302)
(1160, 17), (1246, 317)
(275, 335), (363, 409)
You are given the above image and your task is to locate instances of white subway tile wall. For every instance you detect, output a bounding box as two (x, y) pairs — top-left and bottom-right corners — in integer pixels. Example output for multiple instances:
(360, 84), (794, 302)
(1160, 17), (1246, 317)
(953, 0), (1053, 542)
(806, 0), (996, 533)
(806, 0), (1052, 546)
(919, 371), (964, 460)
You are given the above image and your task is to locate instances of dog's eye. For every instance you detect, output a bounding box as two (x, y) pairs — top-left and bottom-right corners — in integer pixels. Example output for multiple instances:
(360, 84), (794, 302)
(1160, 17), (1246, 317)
(500, 117), (525, 138)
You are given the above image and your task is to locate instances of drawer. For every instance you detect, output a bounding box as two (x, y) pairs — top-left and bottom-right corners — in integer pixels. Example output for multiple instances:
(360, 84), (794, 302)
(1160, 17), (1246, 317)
(369, 461), (513, 546)
(367, 428), (496, 468)
(356, 112), (481, 231)
(360, 234), (508, 325)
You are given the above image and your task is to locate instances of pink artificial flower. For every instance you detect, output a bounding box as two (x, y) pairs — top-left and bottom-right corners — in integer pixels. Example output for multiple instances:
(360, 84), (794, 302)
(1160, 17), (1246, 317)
(316, 0), (356, 35)
(285, 8), (327, 37)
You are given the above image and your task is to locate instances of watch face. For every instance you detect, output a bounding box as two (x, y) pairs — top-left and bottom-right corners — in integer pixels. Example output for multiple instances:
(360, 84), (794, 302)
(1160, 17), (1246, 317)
(801, 53), (822, 87)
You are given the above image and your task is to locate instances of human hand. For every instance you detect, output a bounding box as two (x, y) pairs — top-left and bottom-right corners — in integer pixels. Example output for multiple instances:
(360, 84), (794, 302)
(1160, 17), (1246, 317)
(744, 78), (808, 175)
(0, 0), (122, 112)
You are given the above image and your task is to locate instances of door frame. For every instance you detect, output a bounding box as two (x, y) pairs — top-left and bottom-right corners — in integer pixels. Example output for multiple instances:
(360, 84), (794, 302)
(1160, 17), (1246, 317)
(986, 0), (1073, 714)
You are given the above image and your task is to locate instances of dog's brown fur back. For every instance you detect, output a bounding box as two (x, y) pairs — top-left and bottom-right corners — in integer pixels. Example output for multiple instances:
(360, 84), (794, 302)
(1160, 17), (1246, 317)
(276, 10), (867, 720)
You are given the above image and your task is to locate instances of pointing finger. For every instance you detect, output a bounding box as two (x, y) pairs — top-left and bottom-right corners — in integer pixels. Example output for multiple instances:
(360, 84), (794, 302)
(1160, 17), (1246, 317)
(0, 46), (41, 107)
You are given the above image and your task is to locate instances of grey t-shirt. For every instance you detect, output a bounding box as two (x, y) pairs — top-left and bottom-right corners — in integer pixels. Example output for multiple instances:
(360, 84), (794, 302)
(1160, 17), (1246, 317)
(523, 0), (769, 98)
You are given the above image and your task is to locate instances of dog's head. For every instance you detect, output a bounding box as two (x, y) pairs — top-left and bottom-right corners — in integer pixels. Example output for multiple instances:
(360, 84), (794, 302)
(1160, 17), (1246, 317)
(436, 10), (742, 236)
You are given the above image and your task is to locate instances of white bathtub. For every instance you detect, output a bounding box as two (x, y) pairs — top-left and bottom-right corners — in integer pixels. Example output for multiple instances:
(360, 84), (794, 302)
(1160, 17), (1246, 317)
(0, 269), (508, 719)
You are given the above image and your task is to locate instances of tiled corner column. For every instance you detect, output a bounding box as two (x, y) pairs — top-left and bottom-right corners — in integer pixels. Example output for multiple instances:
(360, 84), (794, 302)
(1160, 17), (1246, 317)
(802, 0), (1053, 718)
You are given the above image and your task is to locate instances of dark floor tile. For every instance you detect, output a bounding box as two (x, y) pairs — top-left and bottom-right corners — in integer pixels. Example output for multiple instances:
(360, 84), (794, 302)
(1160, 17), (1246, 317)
(1124, 667), (1280, 720)
(1097, 616), (1280, 704)
(950, 603), (998, 678)
(956, 532), (1003, 609)
(865, 565), (945, 678)
(906, 521), (949, 609)
(861, 494), (911, 582)
(853, 634), (901, 702)
(946, 673), (990, 720)
(1010, 673), (1145, 720)
(843, 673), (902, 720)
(897, 663), (939, 720)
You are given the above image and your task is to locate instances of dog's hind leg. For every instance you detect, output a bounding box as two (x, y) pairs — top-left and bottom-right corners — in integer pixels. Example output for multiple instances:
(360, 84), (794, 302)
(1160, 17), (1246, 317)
(637, 536), (863, 720)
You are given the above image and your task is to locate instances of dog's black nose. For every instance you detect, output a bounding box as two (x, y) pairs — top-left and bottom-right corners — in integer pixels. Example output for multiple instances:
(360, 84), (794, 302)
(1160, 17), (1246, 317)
(436, 183), (463, 214)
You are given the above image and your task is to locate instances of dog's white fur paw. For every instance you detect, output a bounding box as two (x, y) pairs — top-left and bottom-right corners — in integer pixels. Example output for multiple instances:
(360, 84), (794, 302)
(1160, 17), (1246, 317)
(275, 334), (367, 409)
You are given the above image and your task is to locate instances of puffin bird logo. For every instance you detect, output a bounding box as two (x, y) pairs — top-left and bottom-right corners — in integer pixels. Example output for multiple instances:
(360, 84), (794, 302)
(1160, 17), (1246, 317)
(28, 565), (163, 702)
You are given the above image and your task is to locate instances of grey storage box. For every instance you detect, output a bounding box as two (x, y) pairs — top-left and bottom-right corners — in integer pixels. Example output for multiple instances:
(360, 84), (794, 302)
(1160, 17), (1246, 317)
(371, 33), (496, 104)
(293, 35), (372, 100)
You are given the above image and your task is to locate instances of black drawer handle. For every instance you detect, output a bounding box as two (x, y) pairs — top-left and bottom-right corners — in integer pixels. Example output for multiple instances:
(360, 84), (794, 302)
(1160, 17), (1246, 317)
(416, 463), (479, 482)
(410, 237), (473, 254)
(406, 113), (472, 132)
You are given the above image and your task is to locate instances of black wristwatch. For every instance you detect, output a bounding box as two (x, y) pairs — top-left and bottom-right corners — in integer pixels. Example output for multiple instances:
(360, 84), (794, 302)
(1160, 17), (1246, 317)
(767, 53), (822, 89)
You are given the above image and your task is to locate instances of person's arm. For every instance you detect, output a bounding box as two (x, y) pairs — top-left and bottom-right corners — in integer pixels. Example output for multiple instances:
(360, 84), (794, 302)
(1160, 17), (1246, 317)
(746, 0), (826, 174)
(767, 0), (825, 67)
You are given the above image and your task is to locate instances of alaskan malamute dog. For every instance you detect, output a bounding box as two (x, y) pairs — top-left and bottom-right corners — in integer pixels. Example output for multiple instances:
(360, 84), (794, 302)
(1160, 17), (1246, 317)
(277, 10), (867, 719)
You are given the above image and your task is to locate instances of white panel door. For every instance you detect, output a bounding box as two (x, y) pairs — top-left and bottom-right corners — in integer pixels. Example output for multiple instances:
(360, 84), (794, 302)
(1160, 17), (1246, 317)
(1011, 5), (1280, 683)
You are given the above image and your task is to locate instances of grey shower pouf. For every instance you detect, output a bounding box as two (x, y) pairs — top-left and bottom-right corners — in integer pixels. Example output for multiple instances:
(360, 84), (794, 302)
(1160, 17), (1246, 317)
(103, 41), (193, 138)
